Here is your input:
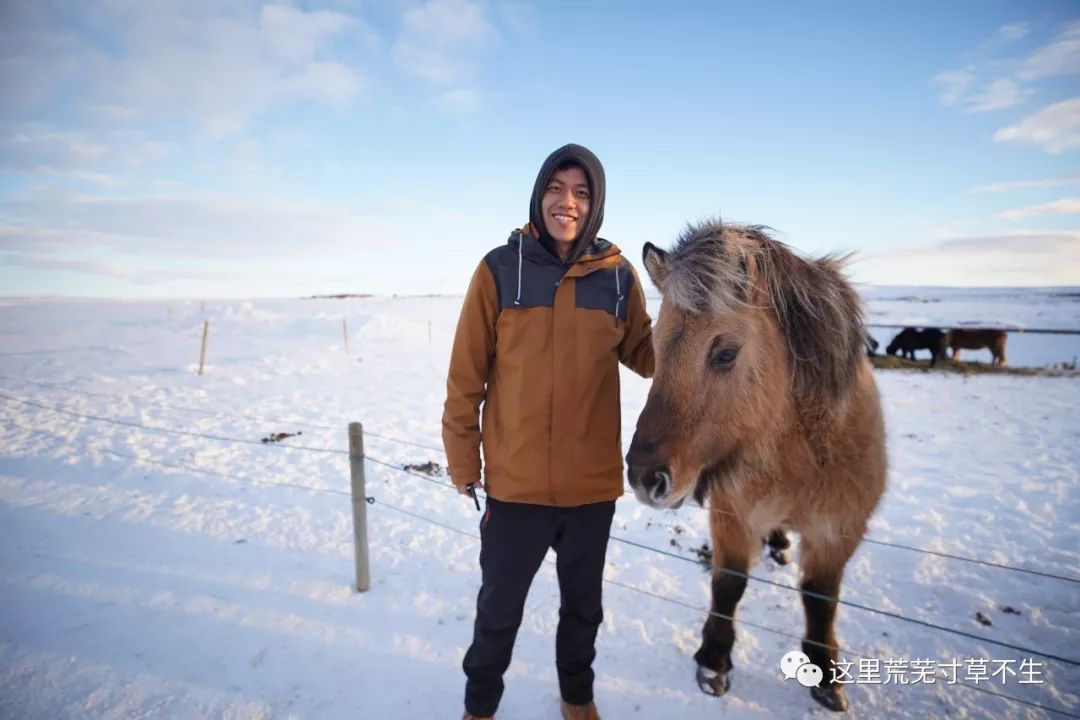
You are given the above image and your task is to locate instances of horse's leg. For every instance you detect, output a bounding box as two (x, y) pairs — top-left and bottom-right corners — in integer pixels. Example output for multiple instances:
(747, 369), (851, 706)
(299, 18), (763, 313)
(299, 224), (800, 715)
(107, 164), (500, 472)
(694, 506), (752, 697)
(764, 528), (791, 565)
(798, 533), (859, 712)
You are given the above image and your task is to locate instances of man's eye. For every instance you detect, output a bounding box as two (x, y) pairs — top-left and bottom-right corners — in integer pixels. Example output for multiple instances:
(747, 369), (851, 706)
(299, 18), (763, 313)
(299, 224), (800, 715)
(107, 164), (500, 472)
(576, 190), (590, 199)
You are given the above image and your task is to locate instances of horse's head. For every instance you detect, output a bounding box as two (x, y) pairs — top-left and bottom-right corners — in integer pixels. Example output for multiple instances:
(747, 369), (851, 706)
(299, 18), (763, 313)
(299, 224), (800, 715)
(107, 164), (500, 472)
(626, 220), (864, 509)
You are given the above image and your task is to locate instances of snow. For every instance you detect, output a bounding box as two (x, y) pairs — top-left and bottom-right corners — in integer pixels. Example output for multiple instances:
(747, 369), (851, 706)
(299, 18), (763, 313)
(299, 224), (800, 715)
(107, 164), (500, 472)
(0, 291), (1077, 719)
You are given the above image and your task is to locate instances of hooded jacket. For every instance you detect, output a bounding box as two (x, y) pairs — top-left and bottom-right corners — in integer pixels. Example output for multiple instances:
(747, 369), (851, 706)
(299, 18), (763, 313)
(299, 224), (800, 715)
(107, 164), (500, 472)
(442, 145), (655, 506)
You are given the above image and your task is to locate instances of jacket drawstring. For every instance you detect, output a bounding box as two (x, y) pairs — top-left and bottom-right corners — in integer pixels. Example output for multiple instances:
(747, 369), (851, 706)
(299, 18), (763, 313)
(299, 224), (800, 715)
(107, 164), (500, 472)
(514, 237), (523, 306)
(614, 264), (624, 320)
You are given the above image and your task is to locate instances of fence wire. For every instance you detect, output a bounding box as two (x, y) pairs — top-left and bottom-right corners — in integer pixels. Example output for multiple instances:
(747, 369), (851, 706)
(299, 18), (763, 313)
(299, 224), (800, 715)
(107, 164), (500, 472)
(3, 374), (1074, 585)
(17, 437), (1076, 719)
(2, 393), (1078, 669)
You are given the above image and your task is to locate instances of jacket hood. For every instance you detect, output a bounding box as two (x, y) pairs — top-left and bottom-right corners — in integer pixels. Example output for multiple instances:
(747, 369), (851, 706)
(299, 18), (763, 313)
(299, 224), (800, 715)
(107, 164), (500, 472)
(528, 143), (606, 265)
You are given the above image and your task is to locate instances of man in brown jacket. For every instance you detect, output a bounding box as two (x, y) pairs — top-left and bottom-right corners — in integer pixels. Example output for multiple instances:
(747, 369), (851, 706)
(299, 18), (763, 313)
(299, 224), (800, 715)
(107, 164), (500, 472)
(443, 144), (654, 720)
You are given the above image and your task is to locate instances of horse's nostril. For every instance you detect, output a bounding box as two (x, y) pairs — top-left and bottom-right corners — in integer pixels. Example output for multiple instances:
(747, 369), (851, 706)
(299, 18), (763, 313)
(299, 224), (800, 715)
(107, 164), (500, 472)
(654, 469), (669, 496)
(645, 465), (671, 498)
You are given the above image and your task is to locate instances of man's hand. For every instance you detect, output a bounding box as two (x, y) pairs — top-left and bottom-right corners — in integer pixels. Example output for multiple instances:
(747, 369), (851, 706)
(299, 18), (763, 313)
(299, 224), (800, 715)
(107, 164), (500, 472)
(456, 479), (484, 496)
(458, 479), (483, 511)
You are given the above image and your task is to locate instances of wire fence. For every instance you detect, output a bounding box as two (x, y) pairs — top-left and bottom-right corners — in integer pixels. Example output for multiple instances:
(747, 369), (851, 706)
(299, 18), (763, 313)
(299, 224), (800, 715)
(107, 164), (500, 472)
(2, 400), (1078, 718)
(2, 375), (1075, 584)
(0, 374), (444, 451)
(3, 387), (1078, 590)
(6, 422), (1077, 719)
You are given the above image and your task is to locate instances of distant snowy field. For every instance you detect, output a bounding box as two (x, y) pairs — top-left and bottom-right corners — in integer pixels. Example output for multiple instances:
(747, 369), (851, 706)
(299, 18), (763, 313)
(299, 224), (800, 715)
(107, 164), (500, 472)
(0, 289), (1077, 719)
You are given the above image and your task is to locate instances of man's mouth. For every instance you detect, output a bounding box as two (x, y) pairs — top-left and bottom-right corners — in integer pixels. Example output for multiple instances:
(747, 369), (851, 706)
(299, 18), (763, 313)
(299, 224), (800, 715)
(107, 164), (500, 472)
(552, 213), (577, 223)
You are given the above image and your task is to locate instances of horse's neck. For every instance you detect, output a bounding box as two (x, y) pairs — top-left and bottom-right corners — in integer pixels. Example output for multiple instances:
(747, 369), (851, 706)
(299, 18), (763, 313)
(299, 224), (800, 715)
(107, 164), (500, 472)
(791, 391), (855, 466)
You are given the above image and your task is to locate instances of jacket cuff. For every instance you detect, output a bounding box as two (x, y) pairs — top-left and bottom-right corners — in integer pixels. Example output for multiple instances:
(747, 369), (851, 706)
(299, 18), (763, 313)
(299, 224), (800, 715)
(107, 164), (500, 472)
(448, 462), (481, 485)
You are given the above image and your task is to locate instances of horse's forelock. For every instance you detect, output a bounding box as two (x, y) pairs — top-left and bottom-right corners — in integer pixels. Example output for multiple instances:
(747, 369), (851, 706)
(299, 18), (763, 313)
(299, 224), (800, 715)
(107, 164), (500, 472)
(665, 218), (754, 316)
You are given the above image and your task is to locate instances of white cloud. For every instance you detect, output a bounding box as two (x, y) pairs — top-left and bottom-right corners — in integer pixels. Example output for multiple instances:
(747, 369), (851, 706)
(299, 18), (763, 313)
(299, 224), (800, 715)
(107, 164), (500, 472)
(392, 0), (496, 83)
(15, 255), (136, 279)
(0, 1), (370, 139)
(282, 61), (365, 105)
(932, 70), (974, 106)
(997, 197), (1080, 219)
(438, 87), (482, 114)
(0, 186), (501, 296)
(0, 125), (172, 185)
(933, 21), (1080, 116)
(999, 23), (1030, 41)
(969, 173), (1080, 193)
(1018, 20), (1080, 80)
(108, 4), (366, 138)
(994, 98), (1080, 153)
(1, 251), (283, 288)
(0, 190), (394, 259)
(963, 77), (1026, 113)
(260, 4), (356, 63)
(852, 231), (1080, 286)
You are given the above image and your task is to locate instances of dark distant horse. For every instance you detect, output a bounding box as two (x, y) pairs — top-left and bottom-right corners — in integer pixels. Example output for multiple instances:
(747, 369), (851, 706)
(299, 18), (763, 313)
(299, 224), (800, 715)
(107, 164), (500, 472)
(945, 328), (1007, 366)
(864, 331), (880, 357)
(886, 327), (945, 366)
(627, 220), (886, 712)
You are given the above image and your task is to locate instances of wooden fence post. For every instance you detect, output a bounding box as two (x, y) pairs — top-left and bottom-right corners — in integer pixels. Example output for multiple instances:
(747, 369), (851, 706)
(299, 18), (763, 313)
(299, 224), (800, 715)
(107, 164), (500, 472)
(198, 320), (209, 375)
(349, 422), (371, 592)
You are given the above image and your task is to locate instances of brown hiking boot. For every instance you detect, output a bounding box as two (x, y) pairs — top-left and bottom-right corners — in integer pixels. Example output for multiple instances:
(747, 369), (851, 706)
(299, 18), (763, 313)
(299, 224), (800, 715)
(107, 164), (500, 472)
(560, 699), (601, 720)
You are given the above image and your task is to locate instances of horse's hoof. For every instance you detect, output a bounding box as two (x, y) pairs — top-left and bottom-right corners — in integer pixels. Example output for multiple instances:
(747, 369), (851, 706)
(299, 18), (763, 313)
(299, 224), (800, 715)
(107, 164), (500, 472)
(769, 546), (791, 565)
(696, 665), (731, 696)
(810, 684), (849, 712)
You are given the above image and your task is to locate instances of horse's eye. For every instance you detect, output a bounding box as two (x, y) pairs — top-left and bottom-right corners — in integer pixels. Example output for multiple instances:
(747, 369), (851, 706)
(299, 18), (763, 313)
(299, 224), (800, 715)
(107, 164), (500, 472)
(710, 345), (740, 370)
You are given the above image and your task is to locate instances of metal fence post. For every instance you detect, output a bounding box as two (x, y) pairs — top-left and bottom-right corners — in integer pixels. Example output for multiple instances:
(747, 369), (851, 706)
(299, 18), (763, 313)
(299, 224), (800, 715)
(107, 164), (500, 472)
(349, 422), (371, 592)
(198, 320), (209, 375)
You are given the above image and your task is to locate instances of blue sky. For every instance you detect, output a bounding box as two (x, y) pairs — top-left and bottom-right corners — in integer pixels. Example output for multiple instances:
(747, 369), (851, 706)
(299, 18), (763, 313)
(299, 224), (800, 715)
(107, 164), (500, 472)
(1, 0), (1078, 298)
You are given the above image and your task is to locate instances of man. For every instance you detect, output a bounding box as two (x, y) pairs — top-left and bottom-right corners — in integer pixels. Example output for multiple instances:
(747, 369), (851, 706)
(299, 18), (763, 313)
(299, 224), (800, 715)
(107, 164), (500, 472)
(442, 144), (654, 720)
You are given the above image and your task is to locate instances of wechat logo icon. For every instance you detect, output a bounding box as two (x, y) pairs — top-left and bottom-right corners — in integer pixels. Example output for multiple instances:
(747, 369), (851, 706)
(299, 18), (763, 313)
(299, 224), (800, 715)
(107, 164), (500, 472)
(780, 650), (823, 688)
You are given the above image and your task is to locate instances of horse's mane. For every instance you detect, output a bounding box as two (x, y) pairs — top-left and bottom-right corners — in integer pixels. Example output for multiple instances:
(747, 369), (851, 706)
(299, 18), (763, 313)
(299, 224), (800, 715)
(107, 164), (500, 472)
(663, 218), (865, 406)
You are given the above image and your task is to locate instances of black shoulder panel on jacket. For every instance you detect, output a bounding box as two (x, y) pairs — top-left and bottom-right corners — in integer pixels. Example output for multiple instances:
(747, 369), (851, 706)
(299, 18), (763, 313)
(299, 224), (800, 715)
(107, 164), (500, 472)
(484, 245), (562, 311)
(575, 257), (633, 321)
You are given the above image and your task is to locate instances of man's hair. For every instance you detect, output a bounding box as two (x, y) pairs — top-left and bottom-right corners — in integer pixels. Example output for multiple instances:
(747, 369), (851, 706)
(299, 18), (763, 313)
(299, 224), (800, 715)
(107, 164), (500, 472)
(552, 159), (586, 177)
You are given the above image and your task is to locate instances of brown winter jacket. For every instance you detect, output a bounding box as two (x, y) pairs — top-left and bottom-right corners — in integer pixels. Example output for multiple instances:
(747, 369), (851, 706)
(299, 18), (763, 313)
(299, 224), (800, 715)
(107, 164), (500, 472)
(442, 225), (655, 506)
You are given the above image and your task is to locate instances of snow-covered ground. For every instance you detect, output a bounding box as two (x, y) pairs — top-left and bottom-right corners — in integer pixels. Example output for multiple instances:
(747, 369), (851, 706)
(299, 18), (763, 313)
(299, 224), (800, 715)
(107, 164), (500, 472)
(0, 291), (1077, 719)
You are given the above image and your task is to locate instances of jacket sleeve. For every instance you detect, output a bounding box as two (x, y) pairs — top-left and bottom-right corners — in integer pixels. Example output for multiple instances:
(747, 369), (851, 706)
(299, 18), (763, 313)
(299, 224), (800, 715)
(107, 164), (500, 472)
(442, 260), (499, 485)
(619, 264), (655, 379)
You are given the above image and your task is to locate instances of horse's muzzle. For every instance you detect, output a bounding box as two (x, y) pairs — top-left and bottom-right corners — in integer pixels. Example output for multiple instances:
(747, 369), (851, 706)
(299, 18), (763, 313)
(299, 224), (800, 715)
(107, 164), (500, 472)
(627, 463), (672, 505)
(626, 439), (674, 507)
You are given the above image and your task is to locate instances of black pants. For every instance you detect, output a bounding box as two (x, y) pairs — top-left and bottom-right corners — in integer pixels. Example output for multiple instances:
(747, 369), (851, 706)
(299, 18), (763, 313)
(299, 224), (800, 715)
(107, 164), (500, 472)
(463, 497), (616, 717)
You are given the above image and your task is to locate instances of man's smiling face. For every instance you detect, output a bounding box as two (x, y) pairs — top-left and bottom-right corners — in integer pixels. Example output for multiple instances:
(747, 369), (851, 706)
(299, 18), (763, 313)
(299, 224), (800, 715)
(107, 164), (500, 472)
(541, 165), (591, 244)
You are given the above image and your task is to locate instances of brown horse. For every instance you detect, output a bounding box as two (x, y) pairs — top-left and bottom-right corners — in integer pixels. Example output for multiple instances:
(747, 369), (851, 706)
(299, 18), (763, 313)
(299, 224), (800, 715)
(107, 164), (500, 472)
(626, 220), (886, 712)
(945, 328), (1007, 366)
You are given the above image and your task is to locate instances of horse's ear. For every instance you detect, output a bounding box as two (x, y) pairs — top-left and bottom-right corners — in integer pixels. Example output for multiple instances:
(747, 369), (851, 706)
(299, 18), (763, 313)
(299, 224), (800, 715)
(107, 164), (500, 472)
(642, 242), (669, 290)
